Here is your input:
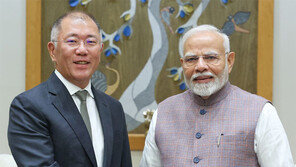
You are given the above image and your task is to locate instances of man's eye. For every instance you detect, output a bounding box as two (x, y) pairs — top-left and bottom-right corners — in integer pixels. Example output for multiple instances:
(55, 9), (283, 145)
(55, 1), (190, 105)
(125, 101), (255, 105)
(204, 55), (218, 60)
(66, 39), (77, 44)
(186, 57), (198, 62)
(86, 39), (97, 45)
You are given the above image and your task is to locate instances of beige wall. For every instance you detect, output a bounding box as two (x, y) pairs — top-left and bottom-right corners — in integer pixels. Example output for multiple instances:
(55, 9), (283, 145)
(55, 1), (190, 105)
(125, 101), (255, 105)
(0, 0), (295, 166)
(0, 0), (26, 154)
(273, 0), (296, 161)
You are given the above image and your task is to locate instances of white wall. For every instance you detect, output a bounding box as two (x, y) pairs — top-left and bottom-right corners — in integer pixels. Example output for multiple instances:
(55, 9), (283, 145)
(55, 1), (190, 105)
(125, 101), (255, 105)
(0, 0), (26, 153)
(273, 0), (296, 161)
(0, 0), (295, 164)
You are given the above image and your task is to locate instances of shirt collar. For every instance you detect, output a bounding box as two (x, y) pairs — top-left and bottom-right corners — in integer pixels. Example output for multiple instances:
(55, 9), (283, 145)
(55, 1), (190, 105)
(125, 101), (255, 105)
(54, 70), (94, 98)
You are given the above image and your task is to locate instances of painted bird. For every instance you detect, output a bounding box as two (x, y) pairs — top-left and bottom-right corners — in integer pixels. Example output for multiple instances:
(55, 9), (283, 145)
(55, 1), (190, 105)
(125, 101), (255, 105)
(221, 11), (251, 36)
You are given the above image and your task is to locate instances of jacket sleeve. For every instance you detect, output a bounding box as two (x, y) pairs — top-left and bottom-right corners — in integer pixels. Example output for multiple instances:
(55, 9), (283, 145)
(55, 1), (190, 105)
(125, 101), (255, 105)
(8, 94), (60, 167)
(120, 104), (132, 167)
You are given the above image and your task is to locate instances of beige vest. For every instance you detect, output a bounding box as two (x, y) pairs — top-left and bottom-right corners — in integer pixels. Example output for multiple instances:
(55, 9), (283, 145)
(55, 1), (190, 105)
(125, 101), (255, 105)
(155, 82), (268, 167)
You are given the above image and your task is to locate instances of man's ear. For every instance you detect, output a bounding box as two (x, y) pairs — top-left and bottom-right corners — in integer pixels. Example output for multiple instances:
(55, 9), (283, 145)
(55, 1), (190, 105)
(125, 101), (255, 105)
(180, 57), (185, 67)
(227, 52), (235, 74)
(100, 43), (104, 52)
(47, 42), (56, 62)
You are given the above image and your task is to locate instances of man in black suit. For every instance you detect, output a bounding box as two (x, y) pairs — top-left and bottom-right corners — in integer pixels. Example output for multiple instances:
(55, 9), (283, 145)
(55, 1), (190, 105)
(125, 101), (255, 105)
(8, 11), (132, 167)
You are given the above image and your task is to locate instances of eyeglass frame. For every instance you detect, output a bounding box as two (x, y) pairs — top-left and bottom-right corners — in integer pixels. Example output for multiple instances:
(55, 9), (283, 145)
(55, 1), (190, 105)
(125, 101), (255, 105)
(181, 52), (229, 67)
(52, 37), (103, 49)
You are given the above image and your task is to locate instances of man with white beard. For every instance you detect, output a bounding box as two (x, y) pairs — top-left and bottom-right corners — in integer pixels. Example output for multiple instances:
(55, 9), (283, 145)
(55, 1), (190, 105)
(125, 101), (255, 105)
(140, 25), (294, 167)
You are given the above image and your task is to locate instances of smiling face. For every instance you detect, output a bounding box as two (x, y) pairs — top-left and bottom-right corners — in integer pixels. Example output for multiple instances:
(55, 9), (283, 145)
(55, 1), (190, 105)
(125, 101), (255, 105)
(181, 30), (235, 98)
(47, 14), (103, 88)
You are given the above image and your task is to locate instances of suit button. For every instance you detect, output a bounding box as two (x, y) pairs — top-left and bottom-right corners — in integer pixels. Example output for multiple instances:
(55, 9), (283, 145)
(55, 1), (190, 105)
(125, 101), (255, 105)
(200, 109), (207, 115)
(193, 156), (200, 164)
(195, 132), (202, 139)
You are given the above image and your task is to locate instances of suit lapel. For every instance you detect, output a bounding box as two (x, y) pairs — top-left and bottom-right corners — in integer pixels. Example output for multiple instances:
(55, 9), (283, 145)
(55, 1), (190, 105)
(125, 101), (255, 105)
(47, 73), (97, 167)
(92, 86), (113, 167)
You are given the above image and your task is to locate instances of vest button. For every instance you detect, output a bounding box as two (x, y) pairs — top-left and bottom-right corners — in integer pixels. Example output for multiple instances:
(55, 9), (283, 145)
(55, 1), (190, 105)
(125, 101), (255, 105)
(193, 156), (200, 164)
(200, 109), (207, 115)
(195, 132), (202, 139)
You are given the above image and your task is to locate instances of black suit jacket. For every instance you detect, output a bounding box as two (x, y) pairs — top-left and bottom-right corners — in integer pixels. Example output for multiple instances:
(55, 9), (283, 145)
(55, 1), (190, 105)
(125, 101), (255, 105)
(8, 73), (132, 167)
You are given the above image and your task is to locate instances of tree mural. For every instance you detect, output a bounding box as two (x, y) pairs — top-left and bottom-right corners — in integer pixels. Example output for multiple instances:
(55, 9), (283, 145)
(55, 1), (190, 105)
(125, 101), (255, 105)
(42, 0), (255, 132)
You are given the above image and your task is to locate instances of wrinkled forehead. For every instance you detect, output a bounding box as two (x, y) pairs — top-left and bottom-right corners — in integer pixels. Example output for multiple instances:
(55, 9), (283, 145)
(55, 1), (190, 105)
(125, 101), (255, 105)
(185, 31), (223, 44)
(59, 15), (100, 37)
(183, 31), (224, 53)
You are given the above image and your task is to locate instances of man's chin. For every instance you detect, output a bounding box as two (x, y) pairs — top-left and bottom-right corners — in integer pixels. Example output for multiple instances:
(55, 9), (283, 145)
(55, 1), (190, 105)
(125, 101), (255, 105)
(192, 86), (214, 97)
(190, 80), (221, 97)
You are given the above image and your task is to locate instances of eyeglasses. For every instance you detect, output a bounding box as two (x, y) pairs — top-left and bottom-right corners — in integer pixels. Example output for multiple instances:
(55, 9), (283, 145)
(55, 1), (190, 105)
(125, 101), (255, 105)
(182, 52), (228, 67)
(53, 37), (102, 48)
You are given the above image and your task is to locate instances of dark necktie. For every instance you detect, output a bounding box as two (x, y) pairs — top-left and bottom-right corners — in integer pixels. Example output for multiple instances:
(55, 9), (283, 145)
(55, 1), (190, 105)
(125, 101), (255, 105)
(75, 90), (92, 139)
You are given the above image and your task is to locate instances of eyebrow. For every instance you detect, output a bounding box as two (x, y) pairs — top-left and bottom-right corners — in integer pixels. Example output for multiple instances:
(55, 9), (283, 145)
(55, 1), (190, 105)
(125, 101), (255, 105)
(64, 33), (99, 39)
(203, 51), (219, 55)
(184, 50), (219, 58)
(184, 52), (195, 58)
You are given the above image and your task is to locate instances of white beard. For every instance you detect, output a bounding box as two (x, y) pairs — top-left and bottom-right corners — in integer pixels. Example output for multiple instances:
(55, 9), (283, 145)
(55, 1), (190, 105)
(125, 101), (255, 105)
(184, 63), (229, 97)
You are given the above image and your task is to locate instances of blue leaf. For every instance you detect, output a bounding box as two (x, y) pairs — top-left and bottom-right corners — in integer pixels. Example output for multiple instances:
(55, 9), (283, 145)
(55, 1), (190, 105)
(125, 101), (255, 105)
(170, 69), (178, 75)
(177, 28), (185, 34)
(69, 0), (80, 7)
(111, 48), (118, 55)
(180, 10), (185, 18)
(179, 82), (186, 90)
(123, 25), (131, 37)
(114, 34), (120, 42)
(169, 7), (175, 14)
(221, 0), (228, 4)
(105, 49), (111, 57)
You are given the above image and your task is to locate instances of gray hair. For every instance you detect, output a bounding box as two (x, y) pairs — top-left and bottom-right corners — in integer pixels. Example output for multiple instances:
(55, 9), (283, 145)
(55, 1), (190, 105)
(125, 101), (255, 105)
(50, 11), (102, 43)
(181, 24), (230, 57)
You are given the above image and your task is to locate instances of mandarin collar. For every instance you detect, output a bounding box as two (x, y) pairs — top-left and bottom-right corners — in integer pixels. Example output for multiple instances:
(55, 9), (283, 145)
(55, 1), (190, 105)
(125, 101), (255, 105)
(188, 81), (231, 106)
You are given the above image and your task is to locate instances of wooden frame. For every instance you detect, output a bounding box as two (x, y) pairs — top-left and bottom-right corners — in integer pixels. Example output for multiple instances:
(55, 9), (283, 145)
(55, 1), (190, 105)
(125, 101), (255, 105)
(26, 0), (274, 150)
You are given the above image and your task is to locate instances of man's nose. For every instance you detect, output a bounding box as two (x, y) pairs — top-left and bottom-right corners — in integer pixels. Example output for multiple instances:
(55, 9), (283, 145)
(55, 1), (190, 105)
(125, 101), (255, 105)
(76, 41), (88, 55)
(194, 57), (208, 72)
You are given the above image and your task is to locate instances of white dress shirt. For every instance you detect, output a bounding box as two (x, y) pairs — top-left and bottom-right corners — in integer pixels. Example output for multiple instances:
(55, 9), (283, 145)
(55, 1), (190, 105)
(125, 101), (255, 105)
(55, 70), (104, 167)
(140, 103), (295, 167)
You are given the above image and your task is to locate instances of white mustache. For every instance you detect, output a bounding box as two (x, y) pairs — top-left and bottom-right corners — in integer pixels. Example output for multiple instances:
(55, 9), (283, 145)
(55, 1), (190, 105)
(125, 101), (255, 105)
(190, 72), (216, 82)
